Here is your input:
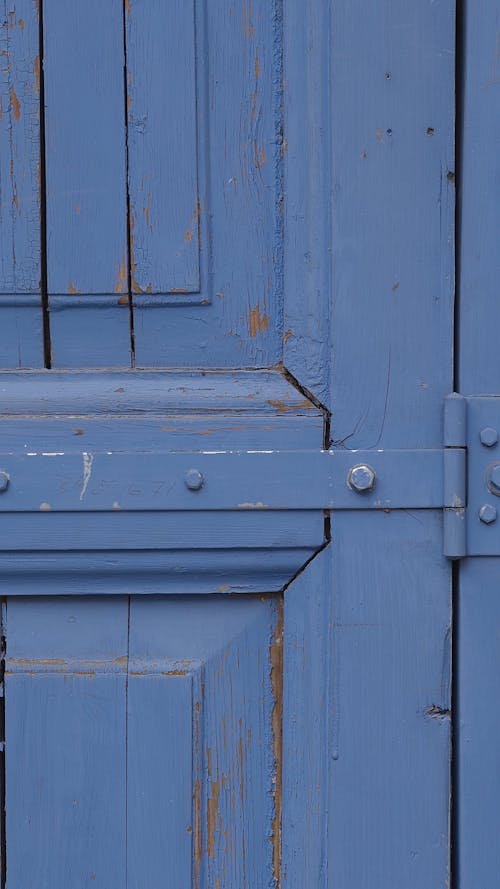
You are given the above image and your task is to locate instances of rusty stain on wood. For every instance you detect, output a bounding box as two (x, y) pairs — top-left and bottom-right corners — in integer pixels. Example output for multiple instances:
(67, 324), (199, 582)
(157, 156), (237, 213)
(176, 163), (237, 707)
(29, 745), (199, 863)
(34, 55), (40, 93)
(18, 18), (24, 31)
(193, 695), (203, 889)
(114, 254), (128, 294)
(249, 305), (269, 337)
(267, 398), (312, 413)
(207, 779), (221, 858)
(243, 0), (254, 40)
(144, 193), (153, 233)
(125, 0), (132, 15)
(283, 329), (293, 343)
(9, 86), (20, 121)
(68, 280), (81, 295)
(270, 600), (283, 887)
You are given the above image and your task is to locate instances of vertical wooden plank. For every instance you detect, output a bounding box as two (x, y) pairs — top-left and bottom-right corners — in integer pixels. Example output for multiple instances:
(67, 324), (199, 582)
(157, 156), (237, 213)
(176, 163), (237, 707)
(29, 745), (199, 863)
(283, 0), (331, 404)
(43, 0), (130, 366)
(282, 546), (331, 887)
(322, 4), (455, 879)
(126, 0), (200, 296)
(127, 673), (194, 887)
(0, 1), (43, 366)
(457, 3), (500, 883)
(458, 0), (500, 394)
(328, 512), (451, 887)
(328, 0), (455, 447)
(128, 595), (278, 888)
(456, 559), (500, 886)
(4, 597), (128, 888)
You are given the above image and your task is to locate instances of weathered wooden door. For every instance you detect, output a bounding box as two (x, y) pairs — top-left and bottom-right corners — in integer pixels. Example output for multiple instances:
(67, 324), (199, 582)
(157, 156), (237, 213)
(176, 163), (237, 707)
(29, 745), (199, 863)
(1, 1), (488, 887)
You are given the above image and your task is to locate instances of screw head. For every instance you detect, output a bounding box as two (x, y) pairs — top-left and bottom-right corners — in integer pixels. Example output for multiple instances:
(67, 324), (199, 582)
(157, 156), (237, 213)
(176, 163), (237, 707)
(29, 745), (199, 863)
(479, 503), (497, 524)
(348, 464), (376, 493)
(0, 472), (9, 493)
(184, 468), (204, 491)
(481, 427), (499, 447)
(487, 464), (500, 496)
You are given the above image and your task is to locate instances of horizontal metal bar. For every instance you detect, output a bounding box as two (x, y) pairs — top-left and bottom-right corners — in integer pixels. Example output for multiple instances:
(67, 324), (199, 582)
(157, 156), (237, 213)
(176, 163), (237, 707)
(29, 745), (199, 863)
(0, 448), (445, 512)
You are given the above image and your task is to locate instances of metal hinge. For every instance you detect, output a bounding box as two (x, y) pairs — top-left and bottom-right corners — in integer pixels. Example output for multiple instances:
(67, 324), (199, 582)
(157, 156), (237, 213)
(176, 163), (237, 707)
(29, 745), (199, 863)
(447, 391), (500, 559)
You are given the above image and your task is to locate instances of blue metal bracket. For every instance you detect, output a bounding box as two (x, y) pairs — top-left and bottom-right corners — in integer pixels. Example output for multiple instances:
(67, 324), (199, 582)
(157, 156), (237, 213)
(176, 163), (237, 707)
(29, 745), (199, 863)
(0, 447), (446, 513)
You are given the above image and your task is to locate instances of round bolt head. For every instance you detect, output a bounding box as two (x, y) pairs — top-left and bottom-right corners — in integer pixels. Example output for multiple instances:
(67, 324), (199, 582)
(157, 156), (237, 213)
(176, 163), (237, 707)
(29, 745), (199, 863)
(184, 468), (204, 491)
(481, 427), (499, 447)
(479, 503), (497, 524)
(348, 464), (376, 493)
(487, 464), (500, 495)
(0, 471), (9, 493)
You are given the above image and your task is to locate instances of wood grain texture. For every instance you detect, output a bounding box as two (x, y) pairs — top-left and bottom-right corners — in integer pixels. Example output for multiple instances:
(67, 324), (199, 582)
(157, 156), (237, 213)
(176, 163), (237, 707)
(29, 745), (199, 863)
(5, 597), (129, 889)
(458, 0), (500, 394)
(456, 559), (500, 887)
(128, 596), (279, 888)
(456, 2), (500, 879)
(327, 512), (451, 888)
(0, 1), (40, 294)
(43, 1), (130, 366)
(328, 0), (455, 446)
(0, 2), (43, 366)
(283, 0), (331, 404)
(282, 546), (331, 887)
(133, 0), (281, 367)
(125, 0), (200, 295)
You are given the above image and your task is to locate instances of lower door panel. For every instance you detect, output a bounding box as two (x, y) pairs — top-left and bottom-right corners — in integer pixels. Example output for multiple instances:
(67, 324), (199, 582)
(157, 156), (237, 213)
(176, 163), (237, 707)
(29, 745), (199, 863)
(4, 595), (281, 889)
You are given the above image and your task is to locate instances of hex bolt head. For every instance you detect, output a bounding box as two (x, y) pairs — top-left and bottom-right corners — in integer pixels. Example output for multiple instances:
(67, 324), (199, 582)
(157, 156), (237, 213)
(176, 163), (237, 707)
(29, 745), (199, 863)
(0, 472), (9, 493)
(487, 464), (500, 496)
(184, 468), (204, 491)
(348, 464), (376, 493)
(480, 427), (499, 447)
(479, 503), (497, 524)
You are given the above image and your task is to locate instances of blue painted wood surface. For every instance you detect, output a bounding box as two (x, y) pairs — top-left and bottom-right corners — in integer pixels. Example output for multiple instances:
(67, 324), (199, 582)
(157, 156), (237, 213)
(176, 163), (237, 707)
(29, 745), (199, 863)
(0, 2), (463, 886)
(317, 1), (455, 885)
(43, 0), (130, 366)
(125, 0), (200, 295)
(5, 595), (279, 887)
(328, 0), (455, 448)
(457, 0), (500, 879)
(0, 1), (43, 367)
(282, 546), (331, 886)
(5, 597), (129, 888)
(327, 513), (451, 887)
(132, 0), (280, 367)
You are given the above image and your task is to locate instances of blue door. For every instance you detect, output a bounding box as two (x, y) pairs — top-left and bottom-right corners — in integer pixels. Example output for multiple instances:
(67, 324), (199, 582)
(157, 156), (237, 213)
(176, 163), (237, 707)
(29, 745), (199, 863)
(0, 1), (489, 887)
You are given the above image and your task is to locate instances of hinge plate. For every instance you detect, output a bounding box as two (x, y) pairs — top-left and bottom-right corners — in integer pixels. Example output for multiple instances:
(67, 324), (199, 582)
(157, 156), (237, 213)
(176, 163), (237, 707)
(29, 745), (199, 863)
(463, 395), (500, 557)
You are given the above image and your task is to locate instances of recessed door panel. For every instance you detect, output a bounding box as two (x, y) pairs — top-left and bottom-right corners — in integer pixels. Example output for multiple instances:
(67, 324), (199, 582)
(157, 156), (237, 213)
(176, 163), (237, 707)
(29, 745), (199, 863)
(4, 595), (280, 888)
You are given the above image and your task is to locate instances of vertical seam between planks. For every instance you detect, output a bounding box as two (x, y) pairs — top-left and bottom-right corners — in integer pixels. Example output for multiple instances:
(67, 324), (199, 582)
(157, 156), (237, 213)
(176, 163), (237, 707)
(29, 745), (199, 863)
(451, 2), (464, 884)
(122, 1), (135, 367)
(38, 0), (51, 368)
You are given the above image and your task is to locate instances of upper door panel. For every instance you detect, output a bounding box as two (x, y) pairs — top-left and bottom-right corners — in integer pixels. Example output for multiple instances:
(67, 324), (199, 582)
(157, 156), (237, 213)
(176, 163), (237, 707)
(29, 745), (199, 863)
(43, 0), (281, 369)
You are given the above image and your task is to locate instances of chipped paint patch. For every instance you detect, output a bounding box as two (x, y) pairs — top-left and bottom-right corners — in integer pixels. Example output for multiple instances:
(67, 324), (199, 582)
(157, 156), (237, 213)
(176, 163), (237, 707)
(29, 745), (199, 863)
(249, 305), (269, 337)
(9, 86), (20, 121)
(267, 398), (312, 413)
